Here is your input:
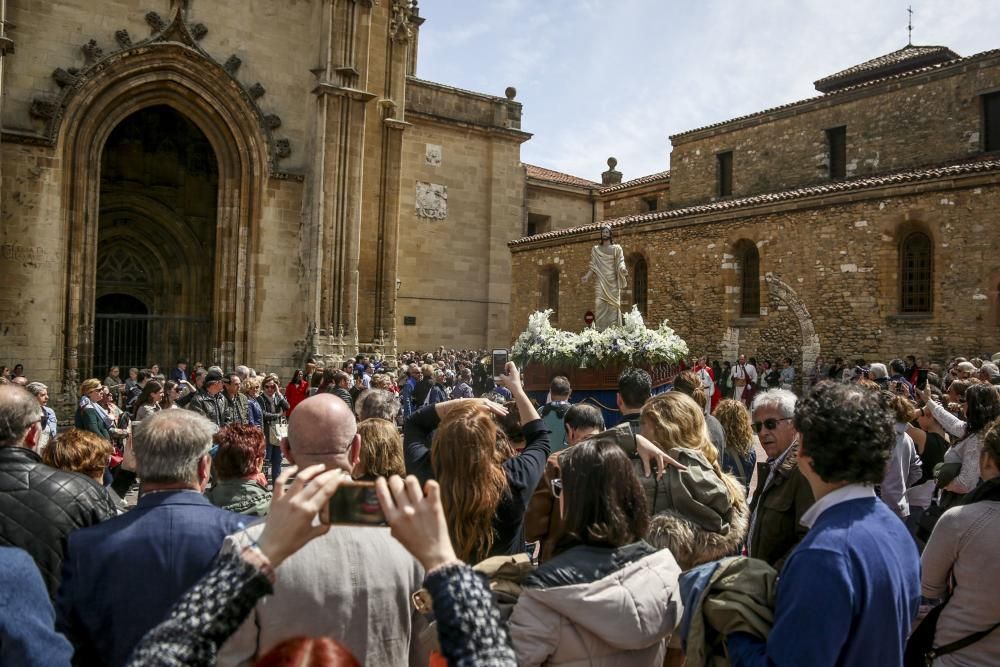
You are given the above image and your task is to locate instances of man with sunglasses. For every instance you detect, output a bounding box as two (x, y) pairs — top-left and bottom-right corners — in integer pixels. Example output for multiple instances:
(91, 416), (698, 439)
(746, 389), (814, 569)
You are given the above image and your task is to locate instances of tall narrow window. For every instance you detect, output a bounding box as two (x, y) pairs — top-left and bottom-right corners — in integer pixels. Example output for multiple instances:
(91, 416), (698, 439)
(717, 151), (733, 197)
(737, 241), (760, 317)
(985, 92), (1000, 152)
(827, 126), (847, 179)
(632, 256), (648, 315)
(546, 268), (560, 320)
(900, 232), (933, 313)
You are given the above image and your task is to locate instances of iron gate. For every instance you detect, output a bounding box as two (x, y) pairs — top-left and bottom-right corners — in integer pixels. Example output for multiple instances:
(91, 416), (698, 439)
(94, 313), (211, 375)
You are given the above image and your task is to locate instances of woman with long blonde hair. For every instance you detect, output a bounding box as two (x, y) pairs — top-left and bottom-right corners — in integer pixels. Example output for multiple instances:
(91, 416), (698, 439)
(404, 362), (549, 562)
(713, 399), (758, 494)
(640, 391), (749, 570)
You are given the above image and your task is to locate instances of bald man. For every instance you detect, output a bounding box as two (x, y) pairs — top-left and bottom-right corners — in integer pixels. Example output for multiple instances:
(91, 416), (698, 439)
(217, 394), (427, 667)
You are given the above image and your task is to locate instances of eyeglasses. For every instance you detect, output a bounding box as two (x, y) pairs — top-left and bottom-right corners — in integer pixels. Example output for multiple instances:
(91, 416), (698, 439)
(550, 478), (563, 499)
(751, 417), (792, 433)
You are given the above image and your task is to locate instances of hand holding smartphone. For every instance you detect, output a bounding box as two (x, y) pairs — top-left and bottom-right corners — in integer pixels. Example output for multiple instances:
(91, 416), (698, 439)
(323, 480), (387, 526)
(491, 349), (508, 381)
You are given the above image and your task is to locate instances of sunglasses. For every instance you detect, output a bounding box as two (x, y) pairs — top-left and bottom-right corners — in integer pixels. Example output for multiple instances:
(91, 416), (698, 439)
(550, 478), (563, 499)
(751, 417), (792, 433)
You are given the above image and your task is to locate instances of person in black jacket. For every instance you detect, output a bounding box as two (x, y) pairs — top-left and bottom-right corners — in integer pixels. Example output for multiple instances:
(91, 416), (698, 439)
(0, 385), (113, 598)
(186, 371), (226, 427)
(404, 361), (550, 562)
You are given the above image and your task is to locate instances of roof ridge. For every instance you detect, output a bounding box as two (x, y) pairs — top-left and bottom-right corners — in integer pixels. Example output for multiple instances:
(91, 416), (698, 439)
(510, 157), (1000, 246)
(600, 170), (671, 193)
(524, 163), (600, 188)
(671, 48), (1000, 141)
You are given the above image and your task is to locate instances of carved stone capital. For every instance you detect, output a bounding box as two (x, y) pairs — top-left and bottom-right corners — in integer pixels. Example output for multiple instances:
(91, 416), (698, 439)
(275, 139), (291, 159)
(52, 67), (80, 88)
(248, 82), (265, 99)
(263, 114), (282, 130)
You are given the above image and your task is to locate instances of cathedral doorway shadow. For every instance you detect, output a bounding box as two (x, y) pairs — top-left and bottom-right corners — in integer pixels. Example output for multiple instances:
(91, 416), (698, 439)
(94, 294), (149, 374)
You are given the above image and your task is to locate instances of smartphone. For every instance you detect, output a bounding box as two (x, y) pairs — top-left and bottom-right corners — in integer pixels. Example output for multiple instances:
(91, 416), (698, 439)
(324, 481), (386, 526)
(917, 368), (929, 390)
(491, 349), (508, 380)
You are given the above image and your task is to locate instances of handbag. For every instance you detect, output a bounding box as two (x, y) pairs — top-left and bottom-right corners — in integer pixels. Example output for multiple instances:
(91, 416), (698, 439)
(905, 585), (1000, 666)
(268, 418), (288, 444)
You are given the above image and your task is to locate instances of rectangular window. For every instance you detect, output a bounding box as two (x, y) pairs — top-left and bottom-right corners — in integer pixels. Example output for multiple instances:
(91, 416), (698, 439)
(717, 151), (733, 197)
(827, 126), (847, 179)
(644, 197), (658, 212)
(985, 92), (1000, 152)
(526, 213), (551, 237)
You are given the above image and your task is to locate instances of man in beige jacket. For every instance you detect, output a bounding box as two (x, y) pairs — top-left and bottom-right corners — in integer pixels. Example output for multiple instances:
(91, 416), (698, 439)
(216, 394), (426, 666)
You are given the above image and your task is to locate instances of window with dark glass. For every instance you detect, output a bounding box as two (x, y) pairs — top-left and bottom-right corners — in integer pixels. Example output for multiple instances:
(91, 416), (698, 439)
(717, 151), (733, 197)
(644, 197), (658, 212)
(546, 268), (560, 319)
(900, 232), (933, 313)
(632, 256), (648, 315)
(985, 91), (1000, 152)
(827, 126), (847, 179)
(738, 241), (759, 317)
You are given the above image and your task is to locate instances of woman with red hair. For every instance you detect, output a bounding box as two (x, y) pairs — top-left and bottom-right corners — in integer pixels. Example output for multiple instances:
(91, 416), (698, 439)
(254, 637), (359, 667)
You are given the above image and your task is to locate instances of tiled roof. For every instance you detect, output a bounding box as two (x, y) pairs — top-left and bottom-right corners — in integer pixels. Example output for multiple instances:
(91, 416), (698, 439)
(814, 44), (960, 93)
(509, 157), (1000, 247)
(600, 170), (671, 194)
(671, 48), (1000, 141)
(524, 164), (600, 188)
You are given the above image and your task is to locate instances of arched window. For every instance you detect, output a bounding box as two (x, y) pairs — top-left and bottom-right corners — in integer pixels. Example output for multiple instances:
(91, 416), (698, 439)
(543, 267), (559, 320)
(737, 241), (760, 317)
(632, 256), (648, 315)
(900, 232), (932, 313)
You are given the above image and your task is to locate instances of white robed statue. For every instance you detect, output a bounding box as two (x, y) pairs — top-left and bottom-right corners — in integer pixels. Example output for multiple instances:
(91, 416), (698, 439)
(581, 224), (628, 330)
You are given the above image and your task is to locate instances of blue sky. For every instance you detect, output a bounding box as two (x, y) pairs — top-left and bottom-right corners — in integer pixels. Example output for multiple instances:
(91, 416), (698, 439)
(415, 0), (997, 182)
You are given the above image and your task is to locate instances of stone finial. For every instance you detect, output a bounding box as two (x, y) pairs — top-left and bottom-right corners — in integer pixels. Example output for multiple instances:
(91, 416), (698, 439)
(223, 55), (242, 75)
(248, 83), (265, 99)
(264, 114), (282, 130)
(505, 86), (517, 100)
(602, 157), (622, 186)
(275, 139), (291, 159)
(190, 23), (208, 40)
(114, 29), (132, 49)
(30, 98), (59, 120)
(145, 11), (166, 33)
(52, 67), (80, 88)
(81, 39), (103, 63)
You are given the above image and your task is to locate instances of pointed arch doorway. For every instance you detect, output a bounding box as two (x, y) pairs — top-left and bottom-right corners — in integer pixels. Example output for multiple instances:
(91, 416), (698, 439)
(56, 43), (269, 385)
(94, 105), (217, 374)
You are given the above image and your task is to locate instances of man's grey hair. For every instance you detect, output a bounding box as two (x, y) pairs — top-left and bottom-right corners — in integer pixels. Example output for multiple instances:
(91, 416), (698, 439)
(24, 382), (48, 397)
(234, 365), (250, 381)
(869, 363), (889, 380)
(0, 386), (42, 447)
(358, 389), (400, 422)
(980, 362), (999, 378)
(751, 388), (797, 419)
(134, 410), (215, 483)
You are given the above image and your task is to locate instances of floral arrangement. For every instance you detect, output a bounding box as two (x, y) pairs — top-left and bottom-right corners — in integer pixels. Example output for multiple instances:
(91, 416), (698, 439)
(512, 307), (689, 368)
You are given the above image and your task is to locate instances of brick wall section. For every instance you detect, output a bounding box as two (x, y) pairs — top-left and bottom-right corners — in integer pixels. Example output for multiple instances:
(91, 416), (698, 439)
(510, 178), (1000, 366)
(669, 52), (1000, 207)
(602, 185), (670, 218)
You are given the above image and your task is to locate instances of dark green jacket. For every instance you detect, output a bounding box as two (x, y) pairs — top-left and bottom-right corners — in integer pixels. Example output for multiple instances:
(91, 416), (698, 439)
(747, 443), (814, 570)
(204, 479), (272, 516)
(74, 405), (111, 442)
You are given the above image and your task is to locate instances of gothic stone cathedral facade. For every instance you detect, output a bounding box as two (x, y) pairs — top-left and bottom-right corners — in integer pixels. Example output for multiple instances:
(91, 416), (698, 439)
(0, 0), (528, 398)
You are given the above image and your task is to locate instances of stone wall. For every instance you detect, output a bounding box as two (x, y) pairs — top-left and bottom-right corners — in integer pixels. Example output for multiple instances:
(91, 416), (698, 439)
(511, 176), (1000, 372)
(602, 184), (670, 218)
(396, 111), (527, 351)
(669, 52), (1000, 207)
(525, 183), (596, 234)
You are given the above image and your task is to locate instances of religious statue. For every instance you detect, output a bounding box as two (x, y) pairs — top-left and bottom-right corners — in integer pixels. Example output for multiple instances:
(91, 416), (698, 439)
(581, 224), (628, 330)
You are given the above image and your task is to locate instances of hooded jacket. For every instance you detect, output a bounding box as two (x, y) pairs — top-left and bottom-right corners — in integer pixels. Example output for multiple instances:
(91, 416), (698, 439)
(509, 542), (683, 666)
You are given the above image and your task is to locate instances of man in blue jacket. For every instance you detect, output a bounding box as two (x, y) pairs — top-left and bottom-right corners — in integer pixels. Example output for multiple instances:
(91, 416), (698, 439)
(55, 409), (245, 667)
(726, 382), (921, 666)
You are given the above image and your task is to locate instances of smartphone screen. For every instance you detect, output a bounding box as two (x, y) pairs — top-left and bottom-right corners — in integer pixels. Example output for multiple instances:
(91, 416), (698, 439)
(492, 349), (508, 379)
(917, 368), (929, 390)
(325, 481), (386, 526)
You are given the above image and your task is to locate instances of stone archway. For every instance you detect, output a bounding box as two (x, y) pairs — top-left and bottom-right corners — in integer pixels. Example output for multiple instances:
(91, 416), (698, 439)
(56, 40), (268, 388)
(764, 273), (821, 391)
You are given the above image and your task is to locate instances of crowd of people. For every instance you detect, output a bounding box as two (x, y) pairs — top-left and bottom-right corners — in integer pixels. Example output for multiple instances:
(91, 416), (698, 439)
(0, 346), (999, 666)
